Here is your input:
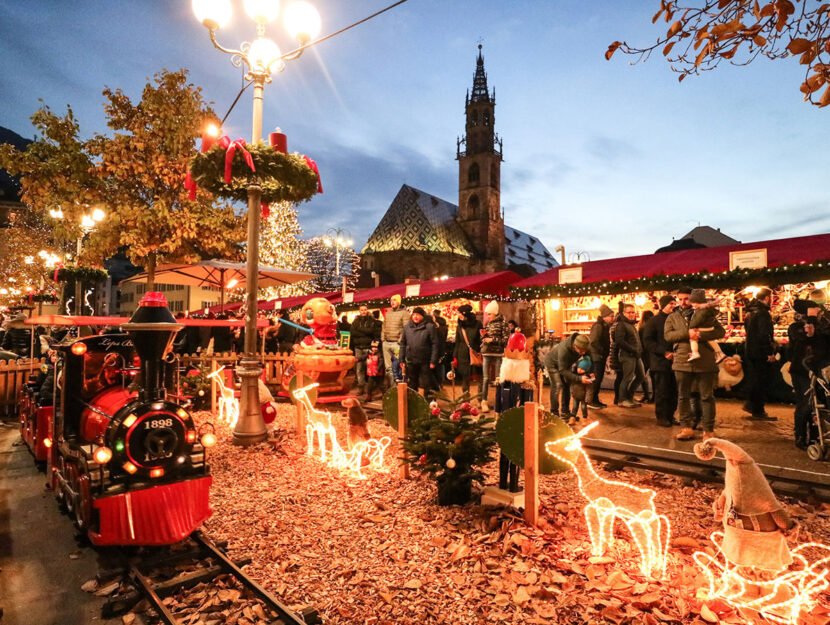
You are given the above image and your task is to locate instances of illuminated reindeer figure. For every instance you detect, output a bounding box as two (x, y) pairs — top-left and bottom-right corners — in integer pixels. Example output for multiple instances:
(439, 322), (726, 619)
(292, 382), (390, 478)
(545, 421), (670, 578)
(207, 366), (240, 428)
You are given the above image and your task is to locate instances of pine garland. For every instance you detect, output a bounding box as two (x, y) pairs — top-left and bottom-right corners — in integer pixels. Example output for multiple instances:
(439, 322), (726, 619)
(510, 259), (830, 299)
(56, 266), (109, 283)
(189, 143), (319, 205)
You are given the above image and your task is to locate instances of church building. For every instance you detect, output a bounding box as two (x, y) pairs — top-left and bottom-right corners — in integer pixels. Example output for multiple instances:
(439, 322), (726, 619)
(360, 47), (557, 285)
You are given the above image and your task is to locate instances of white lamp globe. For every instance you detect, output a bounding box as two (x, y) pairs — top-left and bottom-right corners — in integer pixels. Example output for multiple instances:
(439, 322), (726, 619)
(92, 207), (106, 222)
(244, 0), (280, 23)
(284, 1), (321, 43)
(192, 0), (232, 29)
(248, 37), (282, 72)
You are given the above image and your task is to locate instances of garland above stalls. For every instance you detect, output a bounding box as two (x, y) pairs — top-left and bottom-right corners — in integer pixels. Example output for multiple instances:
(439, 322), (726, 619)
(56, 266), (109, 284)
(510, 260), (830, 299)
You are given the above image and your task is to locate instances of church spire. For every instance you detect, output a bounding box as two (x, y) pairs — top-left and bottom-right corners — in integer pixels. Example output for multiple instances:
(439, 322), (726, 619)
(470, 44), (492, 103)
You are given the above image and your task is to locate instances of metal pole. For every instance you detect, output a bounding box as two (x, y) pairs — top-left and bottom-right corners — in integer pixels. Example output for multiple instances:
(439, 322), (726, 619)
(74, 236), (83, 316)
(233, 77), (268, 446)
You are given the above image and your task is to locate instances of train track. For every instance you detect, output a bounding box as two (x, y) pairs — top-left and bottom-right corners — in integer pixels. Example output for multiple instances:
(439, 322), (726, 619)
(363, 401), (830, 502)
(99, 531), (319, 625)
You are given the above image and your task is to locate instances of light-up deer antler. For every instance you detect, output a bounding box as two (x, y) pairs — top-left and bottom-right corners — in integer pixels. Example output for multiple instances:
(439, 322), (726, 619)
(545, 421), (670, 578)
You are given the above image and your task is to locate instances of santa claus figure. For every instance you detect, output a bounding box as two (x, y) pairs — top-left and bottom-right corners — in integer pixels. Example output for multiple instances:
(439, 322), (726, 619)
(694, 438), (794, 571)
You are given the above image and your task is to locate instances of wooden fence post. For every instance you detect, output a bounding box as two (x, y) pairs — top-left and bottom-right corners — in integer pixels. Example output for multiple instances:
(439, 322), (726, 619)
(296, 371), (306, 438)
(397, 381), (410, 479)
(524, 401), (539, 526)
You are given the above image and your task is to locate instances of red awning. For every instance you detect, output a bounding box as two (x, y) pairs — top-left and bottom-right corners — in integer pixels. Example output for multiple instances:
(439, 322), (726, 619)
(334, 271), (523, 307)
(207, 292), (339, 315)
(514, 233), (830, 288)
(25, 315), (268, 328)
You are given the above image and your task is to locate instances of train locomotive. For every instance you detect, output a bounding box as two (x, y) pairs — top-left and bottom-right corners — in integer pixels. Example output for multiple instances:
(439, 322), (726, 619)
(47, 292), (214, 545)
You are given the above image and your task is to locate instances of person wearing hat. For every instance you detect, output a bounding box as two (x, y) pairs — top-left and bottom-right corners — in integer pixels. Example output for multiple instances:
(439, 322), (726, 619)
(642, 294), (679, 427)
(453, 304), (483, 396)
(1, 313), (33, 358)
(787, 296), (829, 448)
(665, 287), (726, 440)
(381, 294), (410, 387)
(687, 289), (726, 364)
(586, 304), (615, 409)
(744, 287), (778, 421)
(399, 306), (439, 394)
(480, 300), (510, 412)
(614, 304), (645, 408)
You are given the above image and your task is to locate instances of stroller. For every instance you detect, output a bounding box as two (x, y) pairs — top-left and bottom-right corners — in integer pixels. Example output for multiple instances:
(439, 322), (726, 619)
(806, 365), (830, 461)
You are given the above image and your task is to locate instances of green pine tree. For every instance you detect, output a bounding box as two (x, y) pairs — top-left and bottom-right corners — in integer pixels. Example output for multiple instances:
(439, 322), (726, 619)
(403, 392), (497, 506)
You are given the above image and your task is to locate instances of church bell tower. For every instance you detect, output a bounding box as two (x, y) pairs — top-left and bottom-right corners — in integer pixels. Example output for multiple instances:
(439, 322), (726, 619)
(457, 45), (504, 266)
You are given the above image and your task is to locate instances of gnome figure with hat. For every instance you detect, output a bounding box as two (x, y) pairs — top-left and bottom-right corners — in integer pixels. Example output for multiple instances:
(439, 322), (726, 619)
(493, 328), (536, 491)
(694, 437), (794, 571)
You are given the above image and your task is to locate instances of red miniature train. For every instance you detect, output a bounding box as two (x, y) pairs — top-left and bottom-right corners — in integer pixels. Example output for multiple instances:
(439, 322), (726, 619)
(21, 293), (214, 546)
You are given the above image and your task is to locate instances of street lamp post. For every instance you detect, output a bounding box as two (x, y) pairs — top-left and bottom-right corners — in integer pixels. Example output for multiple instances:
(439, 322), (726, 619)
(193, 0), (321, 446)
(323, 228), (352, 296)
(51, 206), (105, 315)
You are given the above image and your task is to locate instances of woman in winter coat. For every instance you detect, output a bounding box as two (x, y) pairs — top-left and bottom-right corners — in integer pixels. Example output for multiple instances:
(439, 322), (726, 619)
(452, 305), (483, 396)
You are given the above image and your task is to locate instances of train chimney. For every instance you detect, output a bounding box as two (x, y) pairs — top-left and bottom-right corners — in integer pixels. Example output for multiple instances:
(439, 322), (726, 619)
(121, 292), (183, 401)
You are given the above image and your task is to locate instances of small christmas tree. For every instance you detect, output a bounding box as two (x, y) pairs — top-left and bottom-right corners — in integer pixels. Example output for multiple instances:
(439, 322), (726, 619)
(403, 393), (497, 506)
(180, 362), (213, 411)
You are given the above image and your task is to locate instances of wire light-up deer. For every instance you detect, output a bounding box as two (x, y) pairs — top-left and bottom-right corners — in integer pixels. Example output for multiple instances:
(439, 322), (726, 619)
(207, 366), (240, 428)
(545, 421), (670, 578)
(292, 382), (390, 478)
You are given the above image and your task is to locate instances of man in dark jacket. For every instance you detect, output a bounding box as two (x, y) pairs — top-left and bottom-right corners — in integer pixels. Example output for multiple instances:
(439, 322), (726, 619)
(587, 305), (614, 409)
(788, 296), (829, 448)
(399, 307), (439, 393)
(664, 288), (725, 440)
(431, 309), (449, 390)
(557, 333), (594, 395)
(744, 288), (777, 421)
(642, 295), (678, 427)
(275, 309), (297, 353)
(614, 304), (645, 408)
(351, 304), (379, 394)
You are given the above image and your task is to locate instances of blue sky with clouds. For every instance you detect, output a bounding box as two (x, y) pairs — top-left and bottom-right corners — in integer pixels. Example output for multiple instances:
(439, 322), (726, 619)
(2, 1), (828, 262)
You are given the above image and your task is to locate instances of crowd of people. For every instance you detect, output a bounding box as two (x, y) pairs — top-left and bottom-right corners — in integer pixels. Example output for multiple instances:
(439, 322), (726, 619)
(543, 286), (830, 448)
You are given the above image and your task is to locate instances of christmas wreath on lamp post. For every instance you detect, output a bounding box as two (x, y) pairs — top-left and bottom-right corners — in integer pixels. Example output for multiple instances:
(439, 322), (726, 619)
(188, 136), (322, 207)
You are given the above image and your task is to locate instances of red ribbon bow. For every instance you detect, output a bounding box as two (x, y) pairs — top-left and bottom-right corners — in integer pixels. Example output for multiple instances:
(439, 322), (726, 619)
(53, 262), (64, 283)
(222, 136), (256, 184)
(302, 155), (323, 193)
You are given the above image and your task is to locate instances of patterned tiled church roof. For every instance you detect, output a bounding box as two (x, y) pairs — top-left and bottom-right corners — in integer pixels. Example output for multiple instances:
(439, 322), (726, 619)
(362, 184), (557, 273)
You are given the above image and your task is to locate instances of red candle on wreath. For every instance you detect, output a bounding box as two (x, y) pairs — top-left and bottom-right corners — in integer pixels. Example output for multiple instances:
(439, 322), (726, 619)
(269, 127), (287, 153)
(201, 123), (220, 152)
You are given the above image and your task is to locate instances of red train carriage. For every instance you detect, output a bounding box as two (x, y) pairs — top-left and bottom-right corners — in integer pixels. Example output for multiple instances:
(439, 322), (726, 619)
(46, 293), (214, 546)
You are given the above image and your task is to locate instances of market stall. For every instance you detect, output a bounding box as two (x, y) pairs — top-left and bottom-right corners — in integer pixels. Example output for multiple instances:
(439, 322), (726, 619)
(511, 233), (830, 401)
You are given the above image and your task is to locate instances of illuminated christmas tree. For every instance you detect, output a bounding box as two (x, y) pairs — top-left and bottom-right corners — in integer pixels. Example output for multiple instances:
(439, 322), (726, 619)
(304, 236), (360, 293)
(258, 201), (310, 298)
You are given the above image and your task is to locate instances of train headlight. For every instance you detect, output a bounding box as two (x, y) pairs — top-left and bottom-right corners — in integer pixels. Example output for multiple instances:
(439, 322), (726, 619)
(71, 342), (87, 356)
(200, 432), (217, 448)
(93, 446), (113, 464)
(186, 430), (197, 443)
(150, 468), (164, 479)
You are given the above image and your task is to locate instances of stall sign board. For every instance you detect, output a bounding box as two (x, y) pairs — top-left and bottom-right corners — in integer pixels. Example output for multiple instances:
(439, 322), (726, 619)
(273, 300), (282, 311)
(405, 284), (421, 297)
(729, 248), (767, 270)
(559, 267), (583, 284)
(343, 292), (354, 304)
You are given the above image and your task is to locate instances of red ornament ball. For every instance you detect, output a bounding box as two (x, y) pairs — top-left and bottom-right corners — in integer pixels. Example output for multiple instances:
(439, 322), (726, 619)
(470, 407), (479, 416)
(431, 406), (441, 416)
(450, 412), (462, 422)
(460, 402), (471, 412)
(417, 454), (427, 465)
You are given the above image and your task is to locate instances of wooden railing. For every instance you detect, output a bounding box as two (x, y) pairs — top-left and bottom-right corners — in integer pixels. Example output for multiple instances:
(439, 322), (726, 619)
(0, 358), (44, 418)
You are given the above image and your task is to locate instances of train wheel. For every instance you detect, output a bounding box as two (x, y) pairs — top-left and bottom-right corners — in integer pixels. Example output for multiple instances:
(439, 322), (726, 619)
(807, 443), (825, 461)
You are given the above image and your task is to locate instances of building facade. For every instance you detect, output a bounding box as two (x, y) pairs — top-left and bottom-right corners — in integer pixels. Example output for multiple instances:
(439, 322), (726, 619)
(360, 47), (556, 285)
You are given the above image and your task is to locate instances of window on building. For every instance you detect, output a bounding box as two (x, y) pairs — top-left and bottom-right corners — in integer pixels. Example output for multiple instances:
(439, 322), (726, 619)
(468, 163), (480, 184)
(490, 162), (498, 188)
(467, 194), (480, 218)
